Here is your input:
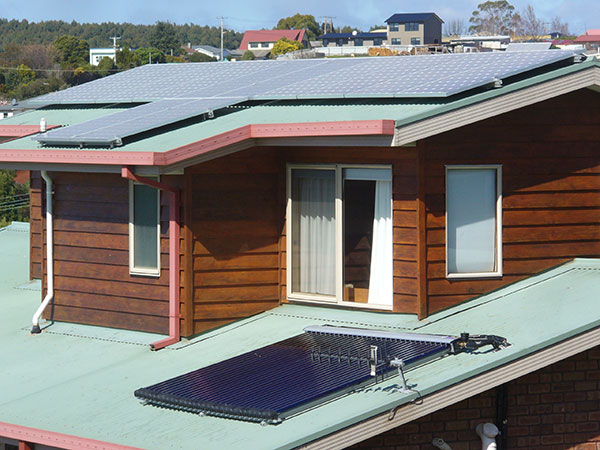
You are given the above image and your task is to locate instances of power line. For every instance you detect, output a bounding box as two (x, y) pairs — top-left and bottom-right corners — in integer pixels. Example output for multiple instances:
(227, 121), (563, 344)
(0, 65), (123, 73)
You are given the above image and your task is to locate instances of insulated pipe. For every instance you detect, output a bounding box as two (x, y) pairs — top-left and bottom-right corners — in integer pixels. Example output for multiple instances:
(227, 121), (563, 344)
(31, 171), (54, 333)
(121, 167), (180, 350)
(476, 423), (499, 450)
(432, 437), (453, 450)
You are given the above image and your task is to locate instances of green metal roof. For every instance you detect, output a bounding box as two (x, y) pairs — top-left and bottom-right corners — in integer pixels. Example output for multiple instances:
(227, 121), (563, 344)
(0, 107), (129, 127)
(1, 223), (599, 449)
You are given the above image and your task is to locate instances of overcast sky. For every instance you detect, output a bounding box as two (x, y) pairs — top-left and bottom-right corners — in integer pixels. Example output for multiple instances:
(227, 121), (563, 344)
(1, 0), (597, 35)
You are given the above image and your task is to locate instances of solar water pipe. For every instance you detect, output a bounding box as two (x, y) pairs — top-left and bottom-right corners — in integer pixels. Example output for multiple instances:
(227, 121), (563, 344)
(121, 167), (180, 350)
(476, 423), (499, 450)
(31, 171), (53, 334)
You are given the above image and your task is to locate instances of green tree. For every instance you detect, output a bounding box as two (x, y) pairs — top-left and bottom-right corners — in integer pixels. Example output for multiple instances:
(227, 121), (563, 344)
(133, 47), (165, 66)
(53, 34), (89, 66)
(275, 14), (320, 40)
(241, 50), (256, 60)
(96, 56), (115, 76)
(0, 170), (29, 227)
(188, 52), (216, 62)
(116, 47), (135, 70)
(5, 64), (36, 90)
(469, 1), (521, 35)
(271, 37), (304, 58)
(150, 21), (180, 54)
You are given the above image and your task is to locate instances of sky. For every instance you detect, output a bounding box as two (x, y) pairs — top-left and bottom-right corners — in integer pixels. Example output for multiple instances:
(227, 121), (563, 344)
(1, 0), (598, 35)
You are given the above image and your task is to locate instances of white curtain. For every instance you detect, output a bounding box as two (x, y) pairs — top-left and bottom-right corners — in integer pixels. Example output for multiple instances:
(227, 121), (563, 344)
(296, 171), (336, 295)
(368, 180), (393, 306)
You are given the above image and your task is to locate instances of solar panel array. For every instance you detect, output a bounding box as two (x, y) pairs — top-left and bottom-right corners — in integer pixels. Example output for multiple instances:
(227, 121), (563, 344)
(134, 326), (454, 423)
(32, 50), (578, 146)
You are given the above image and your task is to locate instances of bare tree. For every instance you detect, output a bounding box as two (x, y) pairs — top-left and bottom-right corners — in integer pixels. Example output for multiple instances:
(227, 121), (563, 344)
(445, 18), (465, 36)
(550, 16), (570, 35)
(469, 0), (520, 36)
(521, 5), (546, 40)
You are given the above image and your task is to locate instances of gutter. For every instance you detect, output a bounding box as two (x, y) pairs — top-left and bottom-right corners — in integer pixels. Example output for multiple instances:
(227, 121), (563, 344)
(31, 170), (53, 333)
(0, 421), (142, 450)
(121, 166), (180, 350)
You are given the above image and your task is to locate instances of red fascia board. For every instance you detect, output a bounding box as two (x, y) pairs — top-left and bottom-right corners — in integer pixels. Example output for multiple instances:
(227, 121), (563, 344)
(0, 125), (59, 138)
(0, 422), (142, 450)
(0, 120), (395, 167)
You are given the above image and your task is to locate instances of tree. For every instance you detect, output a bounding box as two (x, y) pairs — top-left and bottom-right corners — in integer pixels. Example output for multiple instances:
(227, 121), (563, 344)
(550, 16), (570, 35)
(241, 50), (256, 60)
(338, 26), (354, 34)
(133, 47), (165, 66)
(53, 35), (89, 66)
(469, 1), (521, 36)
(520, 5), (546, 40)
(275, 14), (320, 40)
(188, 52), (217, 62)
(446, 18), (465, 36)
(96, 56), (115, 76)
(150, 21), (180, 54)
(5, 64), (35, 90)
(270, 37), (304, 58)
(369, 25), (386, 31)
(0, 170), (29, 227)
(116, 47), (135, 70)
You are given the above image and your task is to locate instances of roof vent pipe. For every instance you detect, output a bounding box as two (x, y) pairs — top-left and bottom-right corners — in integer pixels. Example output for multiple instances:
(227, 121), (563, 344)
(476, 423), (499, 450)
(31, 170), (54, 333)
(40, 117), (46, 132)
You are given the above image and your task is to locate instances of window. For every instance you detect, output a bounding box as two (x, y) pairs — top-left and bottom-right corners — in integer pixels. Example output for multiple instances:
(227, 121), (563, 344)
(260, 42), (270, 48)
(373, 38), (383, 46)
(389, 23), (399, 32)
(323, 39), (329, 46)
(337, 38), (345, 46)
(287, 165), (393, 309)
(354, 38), (363, 46)
(411, 37), (421, 45)
(250, 42), (259, 48)
(405, 22), (419, 31)
(446, 166), (502, 278)
(391, 38), (402, 45)
(129, 181), (160, 276)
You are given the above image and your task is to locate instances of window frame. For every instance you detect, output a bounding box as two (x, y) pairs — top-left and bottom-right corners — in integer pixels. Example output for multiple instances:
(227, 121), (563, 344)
(286, 163), (393, 311)
(445, 165), (503, 279)
(391, 38), (402, 45)
(411, 37), (421, 45)
(129, 179), (161, 277)
(405, 22), (419, 31)
(389, 23), (399, 32)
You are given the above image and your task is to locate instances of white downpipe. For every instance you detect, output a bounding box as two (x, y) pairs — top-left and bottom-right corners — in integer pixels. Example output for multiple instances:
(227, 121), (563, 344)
(31, 171), (54, 333)
(476, 423), (499, 450)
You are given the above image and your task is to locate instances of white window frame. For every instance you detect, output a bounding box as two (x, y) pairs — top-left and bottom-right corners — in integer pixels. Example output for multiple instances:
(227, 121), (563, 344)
(129, 179), (161, 277)
(445, 165), (502, 279)
(286, 164), (393, 311)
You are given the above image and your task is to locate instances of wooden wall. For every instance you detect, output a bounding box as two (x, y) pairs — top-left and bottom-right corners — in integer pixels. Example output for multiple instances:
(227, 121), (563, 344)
(185, 148), (282, 335)
(30, 171), (42, 279)
(422, 88), (600, 314)
(38, 172), (180, 334)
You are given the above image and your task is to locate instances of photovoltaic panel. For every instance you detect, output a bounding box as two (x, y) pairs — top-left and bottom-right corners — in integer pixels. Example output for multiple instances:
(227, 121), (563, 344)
(28, 50), (579, 146)
(34, 97), (246, 146)
(134, 326), (455, 424)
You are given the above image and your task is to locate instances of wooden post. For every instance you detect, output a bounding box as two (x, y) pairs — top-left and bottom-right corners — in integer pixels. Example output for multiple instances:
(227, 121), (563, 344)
(417, 143), (428, 319)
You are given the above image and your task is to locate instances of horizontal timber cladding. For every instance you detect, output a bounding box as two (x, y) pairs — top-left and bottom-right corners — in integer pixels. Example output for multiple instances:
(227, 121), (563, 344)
(30, 171), (42, 279)
(39, 172), (185, 334)
(423, 88), (600, 314)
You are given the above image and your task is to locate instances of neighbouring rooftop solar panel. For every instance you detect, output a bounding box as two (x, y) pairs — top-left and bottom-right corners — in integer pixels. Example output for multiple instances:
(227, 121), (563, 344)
(134, 326), (455, 424)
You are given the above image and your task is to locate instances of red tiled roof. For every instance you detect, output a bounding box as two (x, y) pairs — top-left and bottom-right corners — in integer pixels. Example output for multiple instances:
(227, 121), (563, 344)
(574, 34), (600, 43)
(240, 29), (306, 50)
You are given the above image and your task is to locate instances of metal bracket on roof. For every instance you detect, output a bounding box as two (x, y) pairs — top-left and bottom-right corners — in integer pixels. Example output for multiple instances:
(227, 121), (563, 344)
(493, 77), (503, 88)
(574, 54), (584, 63)
(390, 358), (412, 394)
(206, 109), (214, 119)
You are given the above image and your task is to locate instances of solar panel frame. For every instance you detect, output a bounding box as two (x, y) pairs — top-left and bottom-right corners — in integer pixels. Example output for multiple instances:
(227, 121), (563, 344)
(134, 327), (455, 424)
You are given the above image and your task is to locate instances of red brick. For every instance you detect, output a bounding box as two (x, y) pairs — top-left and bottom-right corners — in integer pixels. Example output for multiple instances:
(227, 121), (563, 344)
(575, 381), (598, 391)
(445, 420), (470, 431)
(508, 405), (531, 415)
(576, 421), (599, 433)
(528, 383), (551, 394)
(566, 412), (589, 422)
(541, 434), (564, 445)
(507, 426), (530, 437)
(565, 371), (586, 381)
(529, 404), (553, 414)
(553, 423), (576, 433)
(577, 400), (600, 411)
(518, 415), (541, 426)
(587, 371), (600, 380)
(589, 411), (600, 421)
(539, 374), (552, 383)
(565, 392), (588, 401)
(517, 394), (540, 405)
(553, 382), (575, 392)
(408, 432), (433, 444)
(554, 402), (577, 413)
(456, 409), (481, 419)
(542, 393), (564, 403)
(576, 361), (598, 371)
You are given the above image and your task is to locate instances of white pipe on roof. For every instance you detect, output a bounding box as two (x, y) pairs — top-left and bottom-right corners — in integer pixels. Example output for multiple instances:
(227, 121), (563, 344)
(31, 170), (54, 333)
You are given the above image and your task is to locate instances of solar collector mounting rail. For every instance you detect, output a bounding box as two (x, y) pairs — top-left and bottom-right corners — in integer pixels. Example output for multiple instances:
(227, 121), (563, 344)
(32, 51), (580, 147)
(134, 325), (507, 424)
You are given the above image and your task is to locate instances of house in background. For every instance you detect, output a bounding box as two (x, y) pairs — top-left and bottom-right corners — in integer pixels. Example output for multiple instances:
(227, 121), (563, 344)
(0, 51), (599, 449)
(575, 29), (600, 52)
(318, 31), (387, 48)
(239, 29), (309, 57)
(192, 44), (231, 61)
(385, 12), (443, 46)
(88, 47), (117, 65)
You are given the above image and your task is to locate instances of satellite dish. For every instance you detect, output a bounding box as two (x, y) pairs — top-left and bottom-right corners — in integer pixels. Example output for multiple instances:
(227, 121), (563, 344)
(352, 30), (358, 36)
(11, 98), (17, 106)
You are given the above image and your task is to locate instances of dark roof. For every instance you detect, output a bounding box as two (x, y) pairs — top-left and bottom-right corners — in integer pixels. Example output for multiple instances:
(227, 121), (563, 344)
(318, 32), (387, 40)
(385, 12), (444, 24)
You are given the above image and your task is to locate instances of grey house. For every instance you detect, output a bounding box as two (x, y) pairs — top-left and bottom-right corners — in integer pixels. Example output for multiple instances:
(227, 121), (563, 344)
(385, 12), (443, 46)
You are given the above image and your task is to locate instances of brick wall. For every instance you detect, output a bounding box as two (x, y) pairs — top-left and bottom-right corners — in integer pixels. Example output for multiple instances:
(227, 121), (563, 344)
(351, 346), (600, 450)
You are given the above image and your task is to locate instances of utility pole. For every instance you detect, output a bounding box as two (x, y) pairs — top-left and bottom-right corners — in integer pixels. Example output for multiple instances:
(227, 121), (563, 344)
(217, 17), (226, 61)
(110, 36), (121, 51)
(320, 16), (336, 34)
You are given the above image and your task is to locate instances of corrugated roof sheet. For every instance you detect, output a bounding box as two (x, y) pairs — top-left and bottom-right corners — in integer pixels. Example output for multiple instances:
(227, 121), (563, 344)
(385, 12), (443, 23)
(0, 223), (598, 449)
